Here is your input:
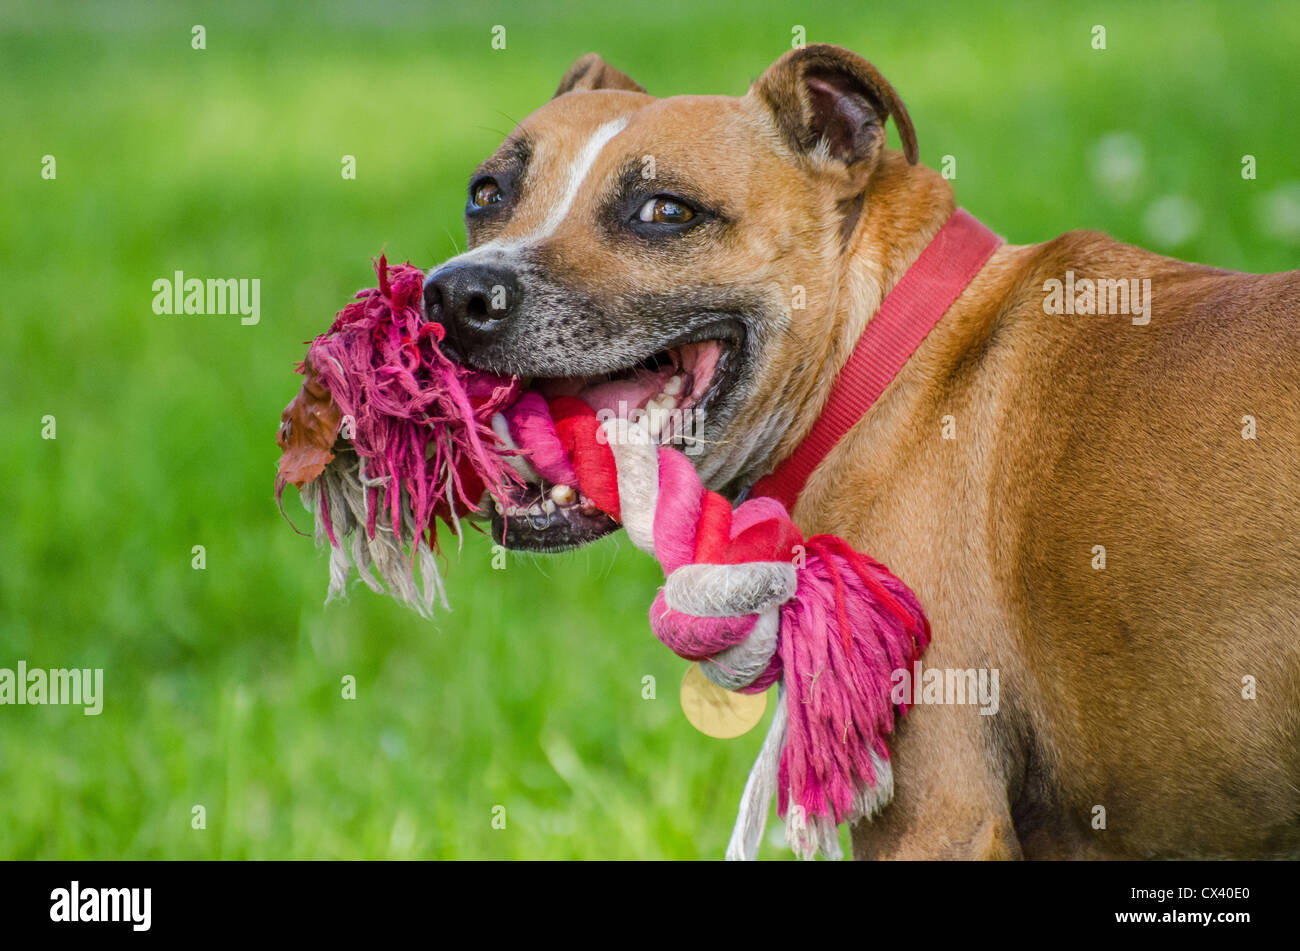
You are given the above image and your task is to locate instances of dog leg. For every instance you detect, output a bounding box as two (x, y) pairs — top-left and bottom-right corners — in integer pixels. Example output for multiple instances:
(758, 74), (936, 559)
(850, 702), (1022, 860)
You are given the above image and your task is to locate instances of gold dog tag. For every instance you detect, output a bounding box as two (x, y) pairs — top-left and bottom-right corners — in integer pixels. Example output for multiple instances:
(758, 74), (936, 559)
(679, 664), (767, 738)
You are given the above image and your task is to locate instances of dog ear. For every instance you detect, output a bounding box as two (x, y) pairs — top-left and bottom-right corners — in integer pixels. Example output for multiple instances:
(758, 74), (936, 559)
(554, 53), (646, 97)
(751, 44), (917, 190)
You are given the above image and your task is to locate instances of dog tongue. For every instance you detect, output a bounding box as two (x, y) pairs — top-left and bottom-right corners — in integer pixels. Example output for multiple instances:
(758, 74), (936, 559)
(576, 365), (677, 416)
(533, 341), (723, 417)
(534, 364), (672, 417)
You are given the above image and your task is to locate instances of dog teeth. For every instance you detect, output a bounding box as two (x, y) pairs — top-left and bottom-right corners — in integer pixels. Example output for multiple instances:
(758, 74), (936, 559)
(645, 398), (673, 438)
(550, 484), (576, 506)
(642, 377), (685, 441)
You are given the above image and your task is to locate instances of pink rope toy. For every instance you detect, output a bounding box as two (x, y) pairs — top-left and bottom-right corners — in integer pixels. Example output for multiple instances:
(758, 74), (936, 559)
(277, 256), (931, 859)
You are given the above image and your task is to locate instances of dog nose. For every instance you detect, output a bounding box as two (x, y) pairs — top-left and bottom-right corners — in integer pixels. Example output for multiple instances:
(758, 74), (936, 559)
(423, 263), (520, 338)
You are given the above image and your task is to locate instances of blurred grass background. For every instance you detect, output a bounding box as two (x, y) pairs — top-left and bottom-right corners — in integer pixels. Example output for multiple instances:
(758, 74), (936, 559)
(1, 0), (1297, 859)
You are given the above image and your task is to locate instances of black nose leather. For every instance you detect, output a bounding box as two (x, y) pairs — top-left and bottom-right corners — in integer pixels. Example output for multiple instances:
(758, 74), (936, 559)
(423, 263), (520, 340)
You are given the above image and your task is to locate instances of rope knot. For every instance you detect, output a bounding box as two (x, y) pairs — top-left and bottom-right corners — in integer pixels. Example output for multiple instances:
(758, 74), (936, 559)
(592, 417), (932, 857)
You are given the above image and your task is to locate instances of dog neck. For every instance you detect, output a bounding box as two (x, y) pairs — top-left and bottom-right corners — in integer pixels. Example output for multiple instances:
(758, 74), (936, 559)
(754, 203), (1002, 509)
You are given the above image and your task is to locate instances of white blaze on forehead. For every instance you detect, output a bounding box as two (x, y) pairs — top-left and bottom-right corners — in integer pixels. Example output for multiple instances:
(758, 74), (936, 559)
(429, 116), (628, 275)
(528, 117), (628, 240)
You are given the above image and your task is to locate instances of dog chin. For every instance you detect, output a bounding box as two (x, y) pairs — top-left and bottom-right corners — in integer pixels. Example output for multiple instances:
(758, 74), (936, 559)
(481, 333), (743, 552)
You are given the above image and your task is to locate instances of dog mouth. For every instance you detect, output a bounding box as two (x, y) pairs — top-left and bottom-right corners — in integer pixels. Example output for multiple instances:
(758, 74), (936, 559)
(487, 327), (742, 552)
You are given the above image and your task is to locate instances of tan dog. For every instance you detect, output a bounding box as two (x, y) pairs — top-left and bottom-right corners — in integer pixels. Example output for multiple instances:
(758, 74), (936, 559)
(425, 45), (1300, 859)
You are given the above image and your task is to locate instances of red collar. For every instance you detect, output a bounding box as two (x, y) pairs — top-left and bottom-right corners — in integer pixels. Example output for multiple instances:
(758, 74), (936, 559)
(751, 208), (1002, 511)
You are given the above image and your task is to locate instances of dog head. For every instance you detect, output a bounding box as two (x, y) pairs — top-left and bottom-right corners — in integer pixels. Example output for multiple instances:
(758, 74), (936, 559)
(425, 45), (926, 550)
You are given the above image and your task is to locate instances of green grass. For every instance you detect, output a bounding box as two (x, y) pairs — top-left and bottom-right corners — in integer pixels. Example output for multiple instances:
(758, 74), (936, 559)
(1, 0), (1297, 859)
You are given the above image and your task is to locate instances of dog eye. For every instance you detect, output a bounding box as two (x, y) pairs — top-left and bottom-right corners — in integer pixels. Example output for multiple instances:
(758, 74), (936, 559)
(637, 196), (695, 224)
(470, 178), (503, 207)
